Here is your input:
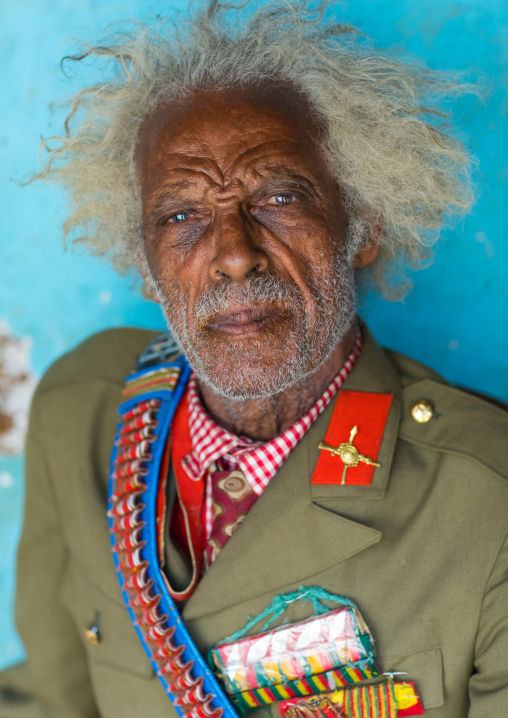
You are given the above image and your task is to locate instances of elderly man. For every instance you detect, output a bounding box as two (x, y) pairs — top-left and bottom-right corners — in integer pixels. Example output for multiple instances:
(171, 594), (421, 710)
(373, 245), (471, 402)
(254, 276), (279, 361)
(1, 2), (507, 717)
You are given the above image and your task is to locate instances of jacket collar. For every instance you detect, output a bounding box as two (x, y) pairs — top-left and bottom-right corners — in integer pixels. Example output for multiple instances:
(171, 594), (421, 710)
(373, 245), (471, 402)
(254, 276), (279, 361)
(182, 323), (402, 620)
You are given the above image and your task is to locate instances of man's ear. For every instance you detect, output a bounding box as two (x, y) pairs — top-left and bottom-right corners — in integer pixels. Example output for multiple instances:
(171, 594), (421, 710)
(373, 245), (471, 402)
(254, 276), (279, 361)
(137, 249), (161, 304)
(140, 283), (160, 303)
(353, 218), (382, 269)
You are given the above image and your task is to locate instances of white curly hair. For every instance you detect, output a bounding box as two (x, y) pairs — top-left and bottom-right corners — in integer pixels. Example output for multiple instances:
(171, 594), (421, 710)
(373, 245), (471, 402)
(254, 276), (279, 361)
(37, 0), (476, 297)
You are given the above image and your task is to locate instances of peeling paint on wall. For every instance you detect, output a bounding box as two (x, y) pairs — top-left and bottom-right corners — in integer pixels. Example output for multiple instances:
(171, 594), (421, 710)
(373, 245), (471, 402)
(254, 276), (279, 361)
(0, 321), (37, 455)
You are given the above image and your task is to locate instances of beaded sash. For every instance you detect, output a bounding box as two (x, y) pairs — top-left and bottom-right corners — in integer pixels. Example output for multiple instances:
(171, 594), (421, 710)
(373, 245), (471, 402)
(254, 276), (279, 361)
(107, 342), (237, 718)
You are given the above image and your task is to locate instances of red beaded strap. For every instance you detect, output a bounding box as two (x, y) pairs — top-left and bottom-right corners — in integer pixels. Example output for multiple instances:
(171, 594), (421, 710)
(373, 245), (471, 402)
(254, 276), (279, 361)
(108, 398), (222, 718)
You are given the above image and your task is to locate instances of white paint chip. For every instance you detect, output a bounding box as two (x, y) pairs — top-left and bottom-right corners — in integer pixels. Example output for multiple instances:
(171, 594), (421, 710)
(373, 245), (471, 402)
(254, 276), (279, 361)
(448, 339), (459, 351)
(0, 320), (38, 455)
(99, 290), (112, 305)
(475, 231), (487, 243)
(0, 471), (14, 489)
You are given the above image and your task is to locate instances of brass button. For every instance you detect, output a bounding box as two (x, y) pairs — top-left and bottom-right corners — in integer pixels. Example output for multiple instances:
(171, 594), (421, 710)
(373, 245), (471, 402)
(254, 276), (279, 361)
(411, 400), (433, 423)
(84, 625), (101, 645)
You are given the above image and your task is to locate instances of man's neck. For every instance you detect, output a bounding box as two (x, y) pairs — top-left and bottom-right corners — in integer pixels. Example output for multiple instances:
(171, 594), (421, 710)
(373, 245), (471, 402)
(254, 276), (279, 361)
(197, 324), (357, 442)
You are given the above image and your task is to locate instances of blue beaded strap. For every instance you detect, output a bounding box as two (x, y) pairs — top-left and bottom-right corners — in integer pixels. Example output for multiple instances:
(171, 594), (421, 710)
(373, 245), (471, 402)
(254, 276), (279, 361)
(107, 352), (238, 718)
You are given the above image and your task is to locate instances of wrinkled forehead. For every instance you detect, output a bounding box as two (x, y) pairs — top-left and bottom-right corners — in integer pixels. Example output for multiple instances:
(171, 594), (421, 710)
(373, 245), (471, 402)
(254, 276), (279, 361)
(134, 85), (327, 181)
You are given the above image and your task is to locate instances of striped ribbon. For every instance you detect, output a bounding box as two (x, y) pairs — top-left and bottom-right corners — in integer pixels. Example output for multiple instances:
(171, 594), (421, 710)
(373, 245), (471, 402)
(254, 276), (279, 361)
(233, 664), (379, 712)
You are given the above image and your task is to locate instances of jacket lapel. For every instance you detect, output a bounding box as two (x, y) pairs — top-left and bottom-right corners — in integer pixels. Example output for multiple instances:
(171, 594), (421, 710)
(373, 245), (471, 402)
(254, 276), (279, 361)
(183, 325), (401, 620)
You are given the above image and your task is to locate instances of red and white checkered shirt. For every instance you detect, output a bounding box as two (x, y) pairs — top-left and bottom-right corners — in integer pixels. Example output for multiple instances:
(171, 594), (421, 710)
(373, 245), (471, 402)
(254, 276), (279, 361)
(181, 328), (363, 540)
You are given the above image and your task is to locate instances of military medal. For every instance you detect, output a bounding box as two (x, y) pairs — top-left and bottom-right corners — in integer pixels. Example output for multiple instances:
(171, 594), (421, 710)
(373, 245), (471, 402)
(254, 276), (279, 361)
(318, 425), (380, 485)
(209, 587), (378, 712)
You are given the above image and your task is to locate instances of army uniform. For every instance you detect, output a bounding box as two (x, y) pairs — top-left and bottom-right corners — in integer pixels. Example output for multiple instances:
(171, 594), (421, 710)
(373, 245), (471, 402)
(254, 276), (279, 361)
(0, 324), (507, 717)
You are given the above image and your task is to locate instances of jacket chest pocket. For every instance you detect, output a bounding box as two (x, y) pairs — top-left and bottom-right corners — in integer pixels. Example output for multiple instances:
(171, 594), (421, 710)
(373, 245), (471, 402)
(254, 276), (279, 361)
(380, 647), (444, 710)
(242, 647), (444, 718)
(61, 560), (155, 679)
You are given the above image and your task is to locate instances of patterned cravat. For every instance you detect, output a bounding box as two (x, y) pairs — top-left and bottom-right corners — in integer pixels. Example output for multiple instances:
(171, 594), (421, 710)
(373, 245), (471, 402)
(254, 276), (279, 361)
(205, 464), (257, 567)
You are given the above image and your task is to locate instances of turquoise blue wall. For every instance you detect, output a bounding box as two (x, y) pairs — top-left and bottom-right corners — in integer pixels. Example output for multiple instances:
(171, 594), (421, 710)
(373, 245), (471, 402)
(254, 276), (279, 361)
(1, 0), (507, 668)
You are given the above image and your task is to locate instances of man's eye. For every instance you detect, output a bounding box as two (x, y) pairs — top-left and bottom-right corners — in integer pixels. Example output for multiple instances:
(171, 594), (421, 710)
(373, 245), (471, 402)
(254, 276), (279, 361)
(169, 211), (190, 224)
(271, 193), (295, 206)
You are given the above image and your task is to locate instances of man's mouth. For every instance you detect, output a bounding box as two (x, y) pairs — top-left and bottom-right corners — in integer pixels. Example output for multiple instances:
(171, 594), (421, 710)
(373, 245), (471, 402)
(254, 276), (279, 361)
(205, 305), (285, 338)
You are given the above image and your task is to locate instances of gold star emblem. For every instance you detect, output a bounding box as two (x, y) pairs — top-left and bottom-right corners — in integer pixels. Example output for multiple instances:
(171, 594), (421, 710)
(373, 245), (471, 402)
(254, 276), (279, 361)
(318, 426), (380, 485)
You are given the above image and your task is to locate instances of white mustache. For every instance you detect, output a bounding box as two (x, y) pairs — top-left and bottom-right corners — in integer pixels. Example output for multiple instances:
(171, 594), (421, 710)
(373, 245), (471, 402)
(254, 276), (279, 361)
(194, 275), (303, 322)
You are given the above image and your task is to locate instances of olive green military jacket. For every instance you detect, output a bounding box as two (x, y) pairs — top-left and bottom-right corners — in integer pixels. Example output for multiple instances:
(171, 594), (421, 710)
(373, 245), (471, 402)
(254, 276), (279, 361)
(1, 326), (507, 718)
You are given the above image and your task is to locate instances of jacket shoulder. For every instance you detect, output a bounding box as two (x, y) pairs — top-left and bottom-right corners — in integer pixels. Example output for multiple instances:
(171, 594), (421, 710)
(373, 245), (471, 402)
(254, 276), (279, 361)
(385, 347), (446, 386)
(37, 327), (160, 394)
(393, 357), (508, 483)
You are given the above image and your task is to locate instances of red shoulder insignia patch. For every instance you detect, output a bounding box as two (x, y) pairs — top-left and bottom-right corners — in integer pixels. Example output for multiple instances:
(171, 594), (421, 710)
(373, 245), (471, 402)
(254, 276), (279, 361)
(311, 390), (393, 486)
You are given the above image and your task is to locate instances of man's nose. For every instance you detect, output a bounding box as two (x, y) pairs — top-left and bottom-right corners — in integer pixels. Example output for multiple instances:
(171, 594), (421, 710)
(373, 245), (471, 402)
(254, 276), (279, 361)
(208, 209), (269, 282)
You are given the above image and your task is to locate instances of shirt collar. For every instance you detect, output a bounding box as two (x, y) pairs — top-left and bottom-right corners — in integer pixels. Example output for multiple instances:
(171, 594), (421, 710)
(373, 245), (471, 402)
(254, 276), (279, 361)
(183, 326), (363, 486)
